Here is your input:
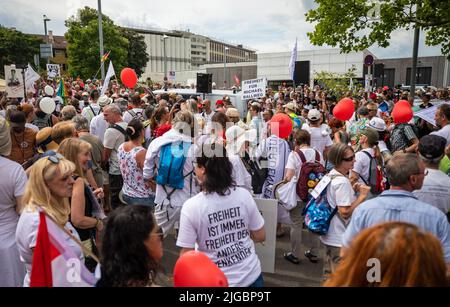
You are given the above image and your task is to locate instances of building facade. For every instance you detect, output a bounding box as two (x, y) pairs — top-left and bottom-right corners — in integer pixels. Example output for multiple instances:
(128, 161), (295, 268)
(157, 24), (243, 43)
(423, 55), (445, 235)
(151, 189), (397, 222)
(373, 56), (450, 88)
(257, 49), (375, 86)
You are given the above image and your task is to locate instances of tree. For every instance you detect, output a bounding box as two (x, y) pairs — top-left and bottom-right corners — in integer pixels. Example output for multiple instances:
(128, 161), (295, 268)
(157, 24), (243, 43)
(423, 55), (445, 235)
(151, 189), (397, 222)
(306, 0), (450, 59)
(65, 6), (128, 80)
(120, 29), (149, 78)
(0, 26), (43, 78)
(315, 67), (361, 100)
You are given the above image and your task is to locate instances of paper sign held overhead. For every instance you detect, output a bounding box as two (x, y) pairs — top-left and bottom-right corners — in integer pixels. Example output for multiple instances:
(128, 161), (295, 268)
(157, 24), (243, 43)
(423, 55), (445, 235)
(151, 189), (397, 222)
(242, 78), (267, 100)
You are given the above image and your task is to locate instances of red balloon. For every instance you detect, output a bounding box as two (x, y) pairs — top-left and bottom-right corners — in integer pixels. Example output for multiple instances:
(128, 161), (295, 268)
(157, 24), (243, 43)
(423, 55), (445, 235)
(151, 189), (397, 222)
(120, 68), (138, 89)
(333, 98), (355, 121)
(396, 100), (411, 107)
(392, 103), (413, 124)
(174, 251), (228, 287)
(383, 86), (389, 91)
(270, 113), (293, 139)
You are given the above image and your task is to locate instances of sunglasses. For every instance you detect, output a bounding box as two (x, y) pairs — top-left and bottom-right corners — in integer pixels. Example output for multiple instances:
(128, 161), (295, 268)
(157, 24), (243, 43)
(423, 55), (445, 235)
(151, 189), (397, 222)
(45, 152), (64, 164)
(342, 155), (355, 162)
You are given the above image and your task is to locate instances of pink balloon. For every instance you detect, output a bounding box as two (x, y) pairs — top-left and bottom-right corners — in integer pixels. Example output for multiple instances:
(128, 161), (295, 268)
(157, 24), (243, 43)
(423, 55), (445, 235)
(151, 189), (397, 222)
(270, 113), (293, 139)
(174, 251), (228, 287)
(120, 68), (138, 89)
(333, 98), (355, 121)
(392, 103), (413, 124)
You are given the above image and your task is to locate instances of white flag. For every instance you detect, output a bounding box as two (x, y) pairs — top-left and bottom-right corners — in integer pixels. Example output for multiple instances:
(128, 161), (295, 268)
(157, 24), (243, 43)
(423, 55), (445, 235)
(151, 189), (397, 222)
(100, 61), (116, 97)
(25, 63), (40, 93)
(289, 38), (297, 82)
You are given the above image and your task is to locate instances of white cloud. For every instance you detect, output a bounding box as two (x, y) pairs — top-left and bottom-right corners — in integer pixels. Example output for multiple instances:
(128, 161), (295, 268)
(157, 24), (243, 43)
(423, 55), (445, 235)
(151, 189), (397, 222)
(0, 0), (443, 58)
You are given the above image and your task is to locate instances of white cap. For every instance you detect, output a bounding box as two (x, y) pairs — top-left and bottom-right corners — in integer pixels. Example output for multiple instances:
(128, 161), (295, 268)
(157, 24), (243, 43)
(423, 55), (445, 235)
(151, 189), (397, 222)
(368, 117), (387, 132)
(308, 109), (321, 121)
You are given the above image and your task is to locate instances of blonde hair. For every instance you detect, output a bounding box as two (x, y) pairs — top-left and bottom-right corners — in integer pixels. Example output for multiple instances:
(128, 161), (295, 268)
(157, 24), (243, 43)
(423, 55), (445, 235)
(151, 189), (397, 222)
(23, 157), (75, 226)
(324, 222), (448, 287)
(58, 138), (92, 178)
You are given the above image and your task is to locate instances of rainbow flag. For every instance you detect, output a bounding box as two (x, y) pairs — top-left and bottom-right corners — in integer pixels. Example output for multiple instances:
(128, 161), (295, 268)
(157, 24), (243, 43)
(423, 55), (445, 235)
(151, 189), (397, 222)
(57, 79), (66, 104)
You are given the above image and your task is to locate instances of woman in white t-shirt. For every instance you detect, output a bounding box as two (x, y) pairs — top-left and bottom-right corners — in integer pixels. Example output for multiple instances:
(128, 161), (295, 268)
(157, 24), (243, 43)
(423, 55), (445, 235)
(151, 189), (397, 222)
(350, 128), (383, 188)
(321, 143), (370, 278)
(176, 143), (266, 287)
(15, 154), (84, 287)
(282, 129), (324, 265)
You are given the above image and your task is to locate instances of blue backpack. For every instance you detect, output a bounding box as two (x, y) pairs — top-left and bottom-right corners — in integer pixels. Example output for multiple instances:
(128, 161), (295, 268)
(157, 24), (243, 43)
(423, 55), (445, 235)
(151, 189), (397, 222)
(156, 142), (192, 190)
(302, 175), (342, 235)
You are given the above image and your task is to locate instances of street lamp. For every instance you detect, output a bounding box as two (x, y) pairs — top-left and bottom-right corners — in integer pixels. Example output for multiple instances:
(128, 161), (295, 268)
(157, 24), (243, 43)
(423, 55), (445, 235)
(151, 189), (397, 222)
(43, 15), (50, 42)
(162, 35), (169, 82)
(43, 15), (51, 64)
(224, 47), (229, 89)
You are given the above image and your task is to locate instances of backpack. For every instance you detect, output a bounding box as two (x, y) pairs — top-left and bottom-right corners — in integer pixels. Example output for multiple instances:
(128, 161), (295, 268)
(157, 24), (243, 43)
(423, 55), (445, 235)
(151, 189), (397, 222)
(241, 153), (268, 195)
(360, 151), (385, 195)
(156, 142), (193, 190)
(32, 113), (53, 130)
(302, 174), (343, 235)
(128, 109), (145, 122)
(295, 149), (326, 202)
(110, 124), (130, 142)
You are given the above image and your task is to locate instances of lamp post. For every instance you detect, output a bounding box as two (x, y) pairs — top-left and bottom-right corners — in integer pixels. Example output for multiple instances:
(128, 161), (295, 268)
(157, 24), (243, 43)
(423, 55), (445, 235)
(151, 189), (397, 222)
(43, 15), (51, 64)
(162, 35), (169, 81)
(224, 47), (229, 89)
(98, 0), (105, 81)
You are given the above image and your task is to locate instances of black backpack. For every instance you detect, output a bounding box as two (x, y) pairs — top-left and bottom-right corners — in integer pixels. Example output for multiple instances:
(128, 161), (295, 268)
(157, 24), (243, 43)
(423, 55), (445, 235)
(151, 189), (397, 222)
(241, 153), (268, 194)
(110, 124), (130, 142)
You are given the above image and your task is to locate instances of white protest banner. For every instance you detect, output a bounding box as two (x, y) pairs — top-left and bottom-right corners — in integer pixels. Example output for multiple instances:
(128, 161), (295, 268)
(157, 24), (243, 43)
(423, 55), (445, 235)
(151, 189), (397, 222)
(4, 65), (24, 98)
(100, 61), (116, 97)
(46, 64), (60, 80)
(254, 198), (277, 274)
(242, 77), (267, 100)
(25, 63), (40, 93)
(414, 101), (450, 127)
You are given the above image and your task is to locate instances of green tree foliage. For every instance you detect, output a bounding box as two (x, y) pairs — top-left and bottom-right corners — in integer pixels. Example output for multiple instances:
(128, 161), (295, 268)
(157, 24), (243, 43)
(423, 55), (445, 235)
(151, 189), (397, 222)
(315, 67), (361, 99)
(65, 6), (128, 79)
(120, 29), (149, 78)
(0, 26), (43, 78)
(306, 0), (450, 59)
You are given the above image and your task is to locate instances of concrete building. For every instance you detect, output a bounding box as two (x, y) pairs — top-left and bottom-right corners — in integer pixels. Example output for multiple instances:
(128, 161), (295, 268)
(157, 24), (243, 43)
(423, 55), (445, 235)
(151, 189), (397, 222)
(132, 28), (192, 82)
(34, 31), (68, 72)
(208, 39), (257, 64)
(373, 56), (450, 88)
(257, 48), (375, 86)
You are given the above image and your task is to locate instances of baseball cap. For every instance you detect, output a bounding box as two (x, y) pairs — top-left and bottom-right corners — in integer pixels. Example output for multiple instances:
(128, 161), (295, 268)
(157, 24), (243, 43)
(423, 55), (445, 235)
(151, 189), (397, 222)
(308, 109), (321, 121)
(419, 135), (446, 160)
(368, 117), (387, 132)
(360, 128), (379, 146)
(226, 108), (240, 118)
(284, 102), (297, 112)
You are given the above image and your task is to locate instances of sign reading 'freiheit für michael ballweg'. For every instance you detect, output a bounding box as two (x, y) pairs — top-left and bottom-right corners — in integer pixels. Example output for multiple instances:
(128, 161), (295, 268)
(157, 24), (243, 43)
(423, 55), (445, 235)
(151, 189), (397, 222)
(242, 78), (267, 100)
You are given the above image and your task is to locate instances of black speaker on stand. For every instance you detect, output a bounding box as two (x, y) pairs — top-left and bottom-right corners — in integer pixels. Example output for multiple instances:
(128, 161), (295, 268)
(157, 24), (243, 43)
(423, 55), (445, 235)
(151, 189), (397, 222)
(197, 73), (212, 94)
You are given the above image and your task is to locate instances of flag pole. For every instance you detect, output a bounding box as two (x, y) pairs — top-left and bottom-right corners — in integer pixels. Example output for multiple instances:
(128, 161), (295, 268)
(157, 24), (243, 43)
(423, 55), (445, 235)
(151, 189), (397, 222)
(92, 61), (105, 81)
(42, 211), (100, 264)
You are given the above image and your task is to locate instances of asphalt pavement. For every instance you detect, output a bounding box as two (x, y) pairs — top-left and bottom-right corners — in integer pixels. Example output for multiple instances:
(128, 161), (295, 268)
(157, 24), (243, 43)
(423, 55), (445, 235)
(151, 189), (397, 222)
(156, 225), (325, 287)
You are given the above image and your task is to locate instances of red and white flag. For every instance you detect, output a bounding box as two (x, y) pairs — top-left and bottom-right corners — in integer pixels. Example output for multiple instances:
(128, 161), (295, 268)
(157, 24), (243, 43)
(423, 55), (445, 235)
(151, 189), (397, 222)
(30, 212), (98, 287)
(234, 75), (241, 86)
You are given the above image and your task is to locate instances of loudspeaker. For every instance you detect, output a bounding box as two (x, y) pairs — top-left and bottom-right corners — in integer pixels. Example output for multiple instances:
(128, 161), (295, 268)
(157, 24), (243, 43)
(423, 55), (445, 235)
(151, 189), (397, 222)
(197, 73), (212, 94)
(294, 61), (310, 85)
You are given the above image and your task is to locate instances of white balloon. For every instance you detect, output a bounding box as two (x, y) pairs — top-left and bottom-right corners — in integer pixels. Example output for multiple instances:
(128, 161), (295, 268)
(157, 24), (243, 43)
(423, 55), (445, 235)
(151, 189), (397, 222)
(44, 85), (54, 96)
(40, 97), (56, 114)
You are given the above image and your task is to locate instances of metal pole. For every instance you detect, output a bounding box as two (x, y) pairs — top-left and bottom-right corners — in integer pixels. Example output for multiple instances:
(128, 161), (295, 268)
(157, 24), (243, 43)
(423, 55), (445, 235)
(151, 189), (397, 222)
(164, 38), (167, 81)
(224, 47), (228, 89)
(98, 0), (105, 81)
(43, 15), (50, 64)
(410, 26), (420, 96)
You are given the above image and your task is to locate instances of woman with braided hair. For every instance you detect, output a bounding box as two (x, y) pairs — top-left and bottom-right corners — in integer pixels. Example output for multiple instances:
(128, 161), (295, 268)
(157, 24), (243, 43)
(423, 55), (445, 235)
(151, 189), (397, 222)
(118, 119), (155, 208)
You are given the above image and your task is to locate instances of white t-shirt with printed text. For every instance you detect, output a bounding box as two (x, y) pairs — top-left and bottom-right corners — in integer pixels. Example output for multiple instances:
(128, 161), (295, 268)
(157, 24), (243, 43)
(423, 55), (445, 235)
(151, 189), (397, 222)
(177, 188), (265, 287)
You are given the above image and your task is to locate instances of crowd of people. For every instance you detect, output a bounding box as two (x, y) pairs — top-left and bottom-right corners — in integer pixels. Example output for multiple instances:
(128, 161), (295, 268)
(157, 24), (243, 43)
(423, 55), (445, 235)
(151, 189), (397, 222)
(0, 76), (449, 287)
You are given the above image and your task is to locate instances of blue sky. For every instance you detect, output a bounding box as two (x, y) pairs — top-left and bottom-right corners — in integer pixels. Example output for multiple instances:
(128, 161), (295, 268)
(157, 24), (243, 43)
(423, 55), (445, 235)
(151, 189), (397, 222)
(0, 0), (443, 59)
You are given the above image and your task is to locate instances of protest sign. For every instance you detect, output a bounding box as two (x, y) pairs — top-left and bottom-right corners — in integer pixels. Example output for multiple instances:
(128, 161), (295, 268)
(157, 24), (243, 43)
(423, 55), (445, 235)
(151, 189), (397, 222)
(4, 65), (24, 98)
(242, 78), (267, 100)
(254, 198), (277, 274)
(46, 64), (60, 80)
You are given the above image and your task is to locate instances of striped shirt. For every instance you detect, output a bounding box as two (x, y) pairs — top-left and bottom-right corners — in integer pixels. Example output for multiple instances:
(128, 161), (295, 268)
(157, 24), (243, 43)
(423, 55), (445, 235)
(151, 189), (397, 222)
(390, 124), (418, 153)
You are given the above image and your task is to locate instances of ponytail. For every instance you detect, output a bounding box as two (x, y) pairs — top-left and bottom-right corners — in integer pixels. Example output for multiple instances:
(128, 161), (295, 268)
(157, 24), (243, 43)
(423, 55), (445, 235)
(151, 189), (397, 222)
(126, 119), (144, 141)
